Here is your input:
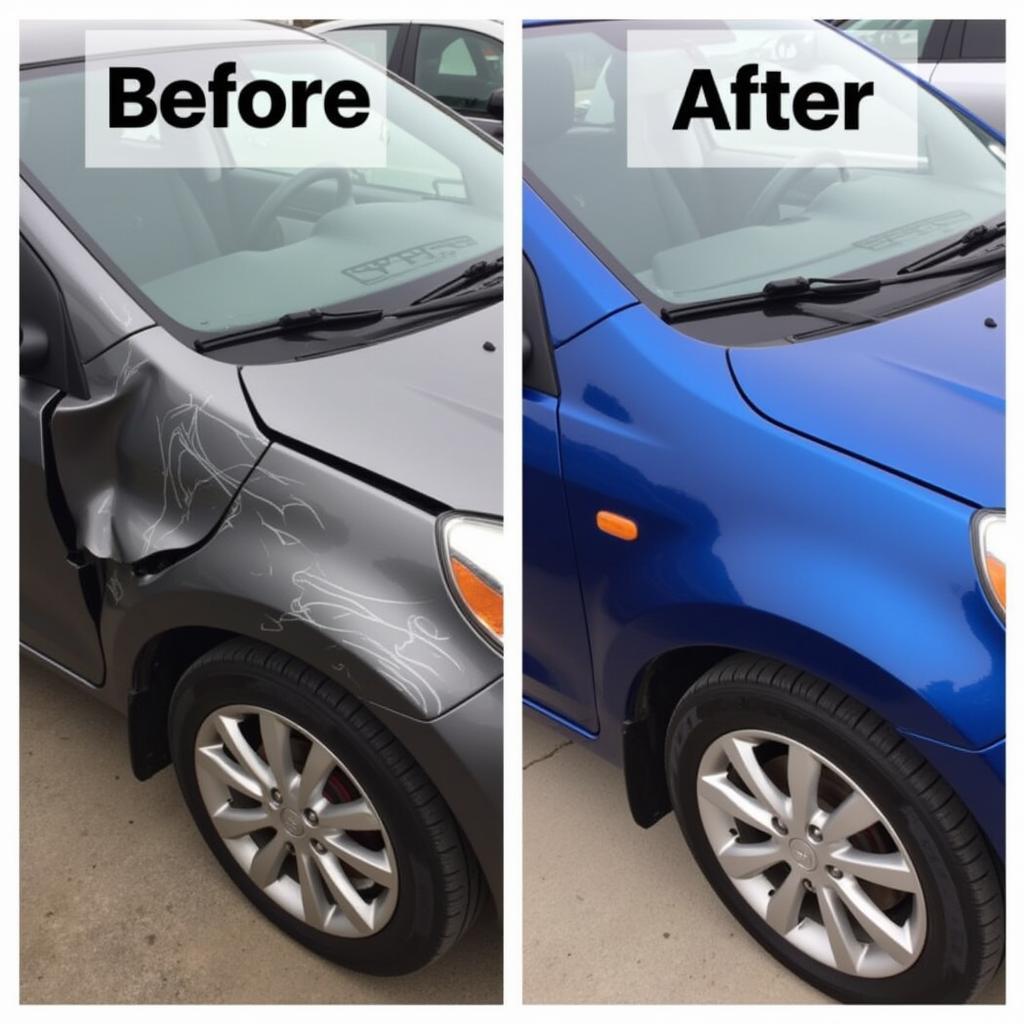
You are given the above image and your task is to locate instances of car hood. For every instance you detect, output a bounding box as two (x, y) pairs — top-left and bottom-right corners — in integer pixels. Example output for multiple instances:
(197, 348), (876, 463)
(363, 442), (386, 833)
(729, 279), (1004, 508)
(241, 303), (502, 516)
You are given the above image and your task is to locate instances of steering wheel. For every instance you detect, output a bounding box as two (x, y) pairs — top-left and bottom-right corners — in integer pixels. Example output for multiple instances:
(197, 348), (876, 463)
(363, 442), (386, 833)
(244, 166), (354, 249)
(747, 149), (849, 226)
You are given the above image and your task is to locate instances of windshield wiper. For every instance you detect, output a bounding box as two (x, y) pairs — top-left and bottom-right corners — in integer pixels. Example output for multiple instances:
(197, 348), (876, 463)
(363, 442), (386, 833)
(661, 250), (1005, 325)
(409, 257), (503, 305)
(193, 280), (503, 354)
(194, 307), (384, 353)
(391, 279), (502, 318)
(898, 220), (1005, 275)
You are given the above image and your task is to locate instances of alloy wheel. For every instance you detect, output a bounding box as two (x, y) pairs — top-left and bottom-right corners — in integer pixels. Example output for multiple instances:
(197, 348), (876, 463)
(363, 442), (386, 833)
(696, 729), (926, 978)
(194, 704), (398, 938)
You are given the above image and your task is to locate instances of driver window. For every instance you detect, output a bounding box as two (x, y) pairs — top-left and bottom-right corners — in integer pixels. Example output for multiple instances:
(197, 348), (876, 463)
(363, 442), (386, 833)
(414, 27), (503, 115)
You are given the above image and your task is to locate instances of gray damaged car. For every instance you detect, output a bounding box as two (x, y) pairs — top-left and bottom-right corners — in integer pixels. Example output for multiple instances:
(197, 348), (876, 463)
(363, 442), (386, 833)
(20, 20), (502, 975)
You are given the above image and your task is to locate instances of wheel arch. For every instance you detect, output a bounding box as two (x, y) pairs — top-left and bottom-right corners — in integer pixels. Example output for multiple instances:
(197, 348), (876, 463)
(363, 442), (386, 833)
(615, 603), (986, 830)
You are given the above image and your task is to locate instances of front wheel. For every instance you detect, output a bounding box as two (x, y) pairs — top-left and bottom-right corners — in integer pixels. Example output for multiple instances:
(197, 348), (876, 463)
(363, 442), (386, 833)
(665, 655), (1003, 1003)
(168, 639), (482, 976)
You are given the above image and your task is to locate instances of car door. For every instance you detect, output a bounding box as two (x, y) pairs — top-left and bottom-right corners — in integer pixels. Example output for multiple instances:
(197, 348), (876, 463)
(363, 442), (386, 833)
(522, 255), (600, 732)
(405, 24), (503, 139)
(930, 20), (1005, 134)
(19, 236), (105, 683)
(319, 23), (409, 73)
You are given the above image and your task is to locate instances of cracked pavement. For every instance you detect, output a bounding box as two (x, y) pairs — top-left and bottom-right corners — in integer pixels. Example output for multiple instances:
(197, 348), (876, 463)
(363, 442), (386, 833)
(523, 713), (1004, 1005)
(20, 654), (501, 1004)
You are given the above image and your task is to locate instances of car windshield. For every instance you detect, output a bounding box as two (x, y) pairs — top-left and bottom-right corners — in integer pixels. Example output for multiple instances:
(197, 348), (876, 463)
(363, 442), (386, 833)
(20, 39), (502, 335)
(524, 20), (1004, 309)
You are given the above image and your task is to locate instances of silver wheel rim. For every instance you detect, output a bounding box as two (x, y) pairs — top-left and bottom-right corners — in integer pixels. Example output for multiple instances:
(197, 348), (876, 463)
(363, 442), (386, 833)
(697, 729), (926, 978)
(195, 705), (398, 938)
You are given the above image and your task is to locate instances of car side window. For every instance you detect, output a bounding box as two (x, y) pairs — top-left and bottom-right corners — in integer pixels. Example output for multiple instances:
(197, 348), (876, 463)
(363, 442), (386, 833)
(959, 20), (1005, 61)
(414, 26), (503, 116)
(842, 19), (938, 61)
(328, 25), (402, 66)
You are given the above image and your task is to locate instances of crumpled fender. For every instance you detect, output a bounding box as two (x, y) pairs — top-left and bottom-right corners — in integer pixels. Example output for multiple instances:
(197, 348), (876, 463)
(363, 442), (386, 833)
(50, 327), (267, 564)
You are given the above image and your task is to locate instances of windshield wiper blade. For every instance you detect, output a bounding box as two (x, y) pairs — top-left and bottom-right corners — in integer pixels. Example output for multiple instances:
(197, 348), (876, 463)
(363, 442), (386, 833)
(194, 306), (384, 353)
(898, 220), (1005, 275)
(390, 279), (503, 319)
(409, 257), (503, 305)
(661, 275), (882, 324)
(661, 251), (1005, 325)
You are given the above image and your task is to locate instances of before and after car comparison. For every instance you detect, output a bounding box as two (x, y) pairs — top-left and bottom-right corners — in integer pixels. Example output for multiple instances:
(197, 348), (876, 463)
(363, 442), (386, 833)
(17, 13), (1005, 1010)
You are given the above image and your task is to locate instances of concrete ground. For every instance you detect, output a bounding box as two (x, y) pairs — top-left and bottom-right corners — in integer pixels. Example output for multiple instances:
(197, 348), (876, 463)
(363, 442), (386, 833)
(19, 654), (501, 1004)
(523, 714), (1004, 1005)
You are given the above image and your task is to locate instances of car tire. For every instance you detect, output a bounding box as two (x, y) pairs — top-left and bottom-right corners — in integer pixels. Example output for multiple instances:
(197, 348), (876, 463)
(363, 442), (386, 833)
(168, 637), (483, 976)
(665, 654), (1003, 1004)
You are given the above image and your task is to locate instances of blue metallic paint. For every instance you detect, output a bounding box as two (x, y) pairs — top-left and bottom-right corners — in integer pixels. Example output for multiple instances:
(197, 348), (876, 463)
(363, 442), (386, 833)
(523, 173), (1005, 853)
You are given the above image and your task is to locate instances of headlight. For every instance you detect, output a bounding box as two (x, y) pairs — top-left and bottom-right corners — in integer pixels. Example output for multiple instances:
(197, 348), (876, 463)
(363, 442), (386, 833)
(972, 510), (1005, 622)
(437, 514), (503, 650)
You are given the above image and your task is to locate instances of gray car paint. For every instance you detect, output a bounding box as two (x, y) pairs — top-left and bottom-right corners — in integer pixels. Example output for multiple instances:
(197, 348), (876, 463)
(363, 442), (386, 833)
(101, 442), (502, 718)
(242, 303), (502, 516)
(20, 19), (503, 908)
(52, 326), (267, 564)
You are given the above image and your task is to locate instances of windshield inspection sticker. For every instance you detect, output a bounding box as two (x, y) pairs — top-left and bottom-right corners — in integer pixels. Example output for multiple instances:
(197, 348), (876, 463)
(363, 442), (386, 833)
(85, 28), (387, 168)
(626, 28), (920, 169)
(343, 237), (479, 286)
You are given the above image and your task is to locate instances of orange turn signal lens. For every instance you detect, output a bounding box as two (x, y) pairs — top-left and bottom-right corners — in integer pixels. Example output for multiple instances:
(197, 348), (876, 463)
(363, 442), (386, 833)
(451, 557), (503, 640)
(596, 510), (638, 541)
(974, 511), (1005, 621)
(438, 514), (503, 649)
(986, 552), (1006, 613)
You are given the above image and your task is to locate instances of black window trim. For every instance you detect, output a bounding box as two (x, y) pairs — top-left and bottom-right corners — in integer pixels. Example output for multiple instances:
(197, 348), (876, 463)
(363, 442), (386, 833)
(943, 19), (1006, 63)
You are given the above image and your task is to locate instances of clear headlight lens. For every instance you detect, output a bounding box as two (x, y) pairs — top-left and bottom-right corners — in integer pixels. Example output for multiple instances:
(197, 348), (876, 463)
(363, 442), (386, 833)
(973, 510), (1005, 621)
(438, 514), (503, 649)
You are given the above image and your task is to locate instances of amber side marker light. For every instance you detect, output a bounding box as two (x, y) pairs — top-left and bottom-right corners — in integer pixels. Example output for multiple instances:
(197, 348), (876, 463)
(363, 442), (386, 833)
(596, 510), (638, 541)
(973, 510), (1005, 622)
(438, 514), (503, 649)
(450, 557), (504, 640)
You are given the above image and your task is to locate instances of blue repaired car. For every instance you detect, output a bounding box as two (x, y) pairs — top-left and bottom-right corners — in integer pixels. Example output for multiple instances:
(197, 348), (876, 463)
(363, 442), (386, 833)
(523, 19), (1004, 1004)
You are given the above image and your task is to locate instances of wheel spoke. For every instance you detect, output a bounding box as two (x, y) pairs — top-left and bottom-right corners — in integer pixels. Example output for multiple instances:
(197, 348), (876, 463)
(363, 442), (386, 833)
(821, 790), (879, 843)
(210, 803), (274, 839)
(323, 833), (395, 888)
(197, 745), (263, 802)
(786, 744), (821, 832)
(717, 837), (786, 879)
(213, 714), (273, 793)
(318, 798), (382, 833)
(248, 831), (290, 889)
(296, 850), (331, 929)
(764, 869), (805, 935)
(297, 741), (337, 807)
(314, 851), (375, 934)
(723, 736), (788, 819)
(835, 878), (917, 965)
(830, 846), (920, 894)
(699, 772), (776, 833)
(259, 712), (298, 794)
(818, 884), (864, 974)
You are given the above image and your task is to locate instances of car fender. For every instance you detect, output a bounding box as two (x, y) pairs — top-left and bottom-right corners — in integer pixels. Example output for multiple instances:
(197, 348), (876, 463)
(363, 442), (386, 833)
(100, 441), (502, 722)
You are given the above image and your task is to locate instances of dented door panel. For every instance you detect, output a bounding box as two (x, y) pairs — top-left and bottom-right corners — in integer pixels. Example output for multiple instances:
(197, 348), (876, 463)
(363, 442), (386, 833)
(50, 327), (268, 566)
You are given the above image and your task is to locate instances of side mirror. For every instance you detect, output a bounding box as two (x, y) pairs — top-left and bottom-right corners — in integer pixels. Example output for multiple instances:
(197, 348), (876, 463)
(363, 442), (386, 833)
(20, 323), (49, 375)
(523, 331), (533, 368)
(487, 88), (504, 121)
